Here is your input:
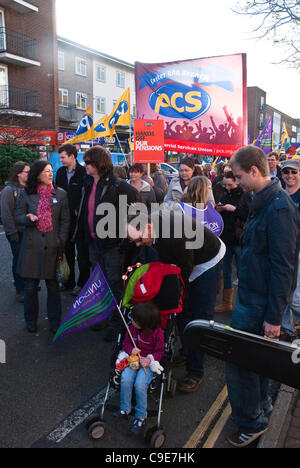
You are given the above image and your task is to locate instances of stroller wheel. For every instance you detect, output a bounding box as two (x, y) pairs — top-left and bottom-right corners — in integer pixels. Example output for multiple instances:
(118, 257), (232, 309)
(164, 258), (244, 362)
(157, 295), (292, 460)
(88, 421), (105, 440)
(168, 378), (177, 398)
(150, 429), (166, 449)
(85, 413), (101, 430)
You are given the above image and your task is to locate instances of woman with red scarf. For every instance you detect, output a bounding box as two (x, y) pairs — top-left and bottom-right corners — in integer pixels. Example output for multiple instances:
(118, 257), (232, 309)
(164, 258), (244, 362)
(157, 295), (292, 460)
(15, 161), (70, 334)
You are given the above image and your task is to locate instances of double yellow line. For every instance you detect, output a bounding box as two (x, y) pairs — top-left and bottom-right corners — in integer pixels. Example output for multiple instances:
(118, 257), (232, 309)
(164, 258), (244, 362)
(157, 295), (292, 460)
(184, 386), (231, 449)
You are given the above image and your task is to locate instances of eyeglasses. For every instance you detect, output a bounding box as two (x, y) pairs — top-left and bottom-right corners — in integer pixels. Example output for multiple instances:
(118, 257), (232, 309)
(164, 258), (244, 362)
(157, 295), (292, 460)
(84, 159), (92, 165)
(282, 168), (299, 175)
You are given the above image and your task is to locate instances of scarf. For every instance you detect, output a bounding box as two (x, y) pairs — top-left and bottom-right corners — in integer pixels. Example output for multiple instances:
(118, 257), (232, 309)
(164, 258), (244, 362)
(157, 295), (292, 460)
(36, 185), (54, 233)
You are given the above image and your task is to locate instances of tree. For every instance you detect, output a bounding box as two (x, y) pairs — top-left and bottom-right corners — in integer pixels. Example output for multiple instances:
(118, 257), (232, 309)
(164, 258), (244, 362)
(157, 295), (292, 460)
(233, 1), (300, 70)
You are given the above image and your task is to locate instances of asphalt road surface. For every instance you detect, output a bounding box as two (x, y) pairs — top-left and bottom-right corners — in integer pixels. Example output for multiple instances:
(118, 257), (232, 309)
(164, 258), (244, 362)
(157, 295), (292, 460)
(0, 226), (232, 449)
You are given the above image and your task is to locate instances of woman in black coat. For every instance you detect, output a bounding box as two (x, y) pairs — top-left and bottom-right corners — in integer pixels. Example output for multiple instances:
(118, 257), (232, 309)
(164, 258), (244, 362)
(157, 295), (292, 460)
(15, 160), (70, 334)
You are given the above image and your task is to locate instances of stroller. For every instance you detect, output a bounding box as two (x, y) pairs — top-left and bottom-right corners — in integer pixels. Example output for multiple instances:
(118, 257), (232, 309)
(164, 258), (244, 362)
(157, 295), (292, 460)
(85, 262), (185, 448)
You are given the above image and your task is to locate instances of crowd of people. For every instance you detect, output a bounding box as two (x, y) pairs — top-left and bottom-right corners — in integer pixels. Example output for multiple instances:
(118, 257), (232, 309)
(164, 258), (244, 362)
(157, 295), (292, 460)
(1, 142), (300, 446)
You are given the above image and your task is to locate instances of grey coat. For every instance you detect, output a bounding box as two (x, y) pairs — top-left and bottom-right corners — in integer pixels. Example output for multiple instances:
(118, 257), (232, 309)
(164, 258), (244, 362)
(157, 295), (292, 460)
(15, 187), (70, 280)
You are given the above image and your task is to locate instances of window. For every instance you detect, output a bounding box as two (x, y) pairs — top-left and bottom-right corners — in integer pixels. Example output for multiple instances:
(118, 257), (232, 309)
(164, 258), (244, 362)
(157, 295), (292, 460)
(96, 97), (105, 114)
(292, 125), (297, 133)
(58, 50), (64, 71)
(75, 57), (87, 77)
(76, 92), (87, 110)
(96, 64), (106, 83)
(0, 65), (8, 107)
(59, 88), (68, 106)
(116, 71), (125, 88)
(0, 9), (6, 50)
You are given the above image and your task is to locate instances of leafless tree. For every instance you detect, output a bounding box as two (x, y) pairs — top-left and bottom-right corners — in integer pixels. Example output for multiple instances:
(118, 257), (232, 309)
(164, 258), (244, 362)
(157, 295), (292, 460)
(233, 1), (300, 70)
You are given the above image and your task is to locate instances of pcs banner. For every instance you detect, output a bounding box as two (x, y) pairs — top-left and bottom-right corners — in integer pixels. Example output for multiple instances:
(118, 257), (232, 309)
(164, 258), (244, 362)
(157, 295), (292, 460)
(135, 54), (247, 157)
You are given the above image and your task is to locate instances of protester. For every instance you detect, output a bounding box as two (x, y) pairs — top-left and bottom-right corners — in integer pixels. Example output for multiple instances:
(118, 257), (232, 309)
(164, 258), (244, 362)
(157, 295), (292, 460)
(113, 165), (127, 180)
(143, 163), (168, 203)
(212, 162), (225, 188)
(0, 161), (30, 303)
(127, 209), (225, 393)
(127, 163), (156, 211)
(115, 302), (164, 435)
(215, 171), (249, 313)
(280, 159), (300, 339)
(226, 145), (300, 447)
(75, 146), (139, 341)
(56, 144), (90, 296)
(212, 164), (232, 204)
(267, 151), (285, 188)
(164, 157), (195, 203)
(15, 161), (70, 334)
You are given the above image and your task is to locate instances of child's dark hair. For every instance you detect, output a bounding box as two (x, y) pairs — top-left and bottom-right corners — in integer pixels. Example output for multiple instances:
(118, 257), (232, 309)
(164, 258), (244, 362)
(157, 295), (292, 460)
(131, 302), (161, 330)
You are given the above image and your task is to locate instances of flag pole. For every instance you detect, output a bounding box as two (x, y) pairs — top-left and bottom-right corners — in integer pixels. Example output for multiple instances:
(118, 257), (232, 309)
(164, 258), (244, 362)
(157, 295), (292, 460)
(116, 304), (148, 375)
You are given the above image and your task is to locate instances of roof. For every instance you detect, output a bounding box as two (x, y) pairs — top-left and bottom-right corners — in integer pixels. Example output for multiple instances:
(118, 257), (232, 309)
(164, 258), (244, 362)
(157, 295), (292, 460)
(57, 36), (134, 69)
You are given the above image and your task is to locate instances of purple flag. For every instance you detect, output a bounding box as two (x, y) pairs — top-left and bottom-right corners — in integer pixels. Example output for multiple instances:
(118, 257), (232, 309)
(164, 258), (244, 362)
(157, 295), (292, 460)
(53, 264), (118, 342)
(179, 202), (224, 237)
(254, 117), (273, 154)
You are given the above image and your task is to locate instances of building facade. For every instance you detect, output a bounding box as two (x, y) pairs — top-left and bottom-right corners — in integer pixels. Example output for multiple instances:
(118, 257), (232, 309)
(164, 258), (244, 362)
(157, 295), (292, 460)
(248, 86), (300, 149)
(57, 36), (135, 153)
(0, 0), (58, 146)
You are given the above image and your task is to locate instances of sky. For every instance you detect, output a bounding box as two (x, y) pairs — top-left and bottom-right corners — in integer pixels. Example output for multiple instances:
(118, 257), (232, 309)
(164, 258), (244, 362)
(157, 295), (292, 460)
(56, 0), (300, 119)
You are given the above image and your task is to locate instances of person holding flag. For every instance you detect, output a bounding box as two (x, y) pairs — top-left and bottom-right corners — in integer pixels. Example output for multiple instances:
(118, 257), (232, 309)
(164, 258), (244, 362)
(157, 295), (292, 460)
(74, 146), (139, 341)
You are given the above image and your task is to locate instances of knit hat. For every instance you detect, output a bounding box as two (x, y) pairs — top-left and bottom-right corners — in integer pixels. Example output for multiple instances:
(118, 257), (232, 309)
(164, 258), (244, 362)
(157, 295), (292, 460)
(180, 157), (195, 169)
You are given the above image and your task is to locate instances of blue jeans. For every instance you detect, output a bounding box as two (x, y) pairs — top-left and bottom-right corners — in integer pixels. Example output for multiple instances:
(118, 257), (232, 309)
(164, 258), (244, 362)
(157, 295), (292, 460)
(120, 366), (155, 419)
(282, 260), (300, 333)
(222, 244), (241, 289)
(225, 300), (270, 433)
(186, 262), (222, 380)
(7, 233), (24, 293)
(24, 278), (61, 329)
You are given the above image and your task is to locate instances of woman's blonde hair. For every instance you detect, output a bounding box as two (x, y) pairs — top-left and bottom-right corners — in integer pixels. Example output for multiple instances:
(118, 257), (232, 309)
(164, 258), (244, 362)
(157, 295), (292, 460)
(181, 176), (210, 208)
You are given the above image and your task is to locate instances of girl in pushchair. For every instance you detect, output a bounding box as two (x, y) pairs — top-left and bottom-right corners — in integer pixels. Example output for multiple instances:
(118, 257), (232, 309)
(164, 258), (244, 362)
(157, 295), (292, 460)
(115, 302), (165, 435)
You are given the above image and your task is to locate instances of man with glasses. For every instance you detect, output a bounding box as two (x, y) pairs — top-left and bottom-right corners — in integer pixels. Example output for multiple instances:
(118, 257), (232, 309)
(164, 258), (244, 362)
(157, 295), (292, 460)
(281, 159), (300, 340)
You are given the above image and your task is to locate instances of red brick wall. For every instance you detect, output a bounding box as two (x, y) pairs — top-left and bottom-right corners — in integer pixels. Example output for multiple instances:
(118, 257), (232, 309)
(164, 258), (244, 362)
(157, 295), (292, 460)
(0, 0), (58, 131)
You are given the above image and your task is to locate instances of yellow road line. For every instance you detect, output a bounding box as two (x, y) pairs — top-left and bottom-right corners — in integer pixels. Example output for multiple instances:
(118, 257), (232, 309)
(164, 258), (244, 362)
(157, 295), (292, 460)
(203, 403), (231, 448)
(183, 385), (228, 448)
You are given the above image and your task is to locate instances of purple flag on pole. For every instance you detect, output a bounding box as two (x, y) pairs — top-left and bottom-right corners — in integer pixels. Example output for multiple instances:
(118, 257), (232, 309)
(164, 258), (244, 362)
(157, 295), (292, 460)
(179, 202), (224, 237)
(53, 264), (118, 342)
(254, 117), (273, 155)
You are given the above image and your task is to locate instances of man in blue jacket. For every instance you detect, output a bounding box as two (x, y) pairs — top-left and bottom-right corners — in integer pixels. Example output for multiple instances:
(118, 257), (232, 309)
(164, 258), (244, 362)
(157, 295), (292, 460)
(226, 145), (300, 447)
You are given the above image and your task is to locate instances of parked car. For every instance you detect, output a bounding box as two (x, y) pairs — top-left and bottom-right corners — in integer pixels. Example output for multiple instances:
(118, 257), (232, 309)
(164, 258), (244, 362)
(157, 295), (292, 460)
(159, 162), (179, 183)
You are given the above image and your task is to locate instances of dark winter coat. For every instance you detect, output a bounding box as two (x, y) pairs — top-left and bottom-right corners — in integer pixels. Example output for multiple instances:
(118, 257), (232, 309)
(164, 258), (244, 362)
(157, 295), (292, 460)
(219, 186), (249, 246)
(238, 179), (300, 326)
(55, 162), (87, 238)
(15, 187), (70, 280)
(75, 171), (140, 250)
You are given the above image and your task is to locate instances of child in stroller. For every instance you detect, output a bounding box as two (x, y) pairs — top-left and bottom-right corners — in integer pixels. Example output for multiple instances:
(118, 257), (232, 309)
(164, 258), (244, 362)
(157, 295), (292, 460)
(115, 302), (165, 435)
(85, 262), (185, 448)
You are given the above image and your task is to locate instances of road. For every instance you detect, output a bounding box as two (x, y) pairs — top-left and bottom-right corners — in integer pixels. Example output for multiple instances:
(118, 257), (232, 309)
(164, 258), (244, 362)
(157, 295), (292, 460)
(0, 225), (233, 449)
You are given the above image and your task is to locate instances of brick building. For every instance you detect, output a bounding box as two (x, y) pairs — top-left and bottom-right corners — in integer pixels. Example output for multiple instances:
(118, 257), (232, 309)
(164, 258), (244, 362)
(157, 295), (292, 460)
(248, 86), (300, 148)
(0, 0), (58, 147)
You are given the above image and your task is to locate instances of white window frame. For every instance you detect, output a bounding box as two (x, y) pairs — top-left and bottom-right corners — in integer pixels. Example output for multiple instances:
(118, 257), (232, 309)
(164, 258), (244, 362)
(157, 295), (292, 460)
(96, 64), (106, 83)
(0, 64), (8, 107)
(0, 8), (6, 51)
(58, 50), (65, 71)
(116, 71), (125, 88)
(96, 96), (106, 114)
(59, 88), (68, 107)
(76, 92), (87, 110)
(75, 57), (87, 77)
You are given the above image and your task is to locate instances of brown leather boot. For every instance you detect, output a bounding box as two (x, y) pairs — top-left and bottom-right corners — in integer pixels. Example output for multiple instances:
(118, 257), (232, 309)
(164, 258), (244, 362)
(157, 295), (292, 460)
(214, 288), (234, 313)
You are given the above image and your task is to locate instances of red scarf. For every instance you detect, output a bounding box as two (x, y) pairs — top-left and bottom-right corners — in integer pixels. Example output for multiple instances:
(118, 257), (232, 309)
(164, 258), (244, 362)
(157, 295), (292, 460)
(36, 185), (54, 233)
